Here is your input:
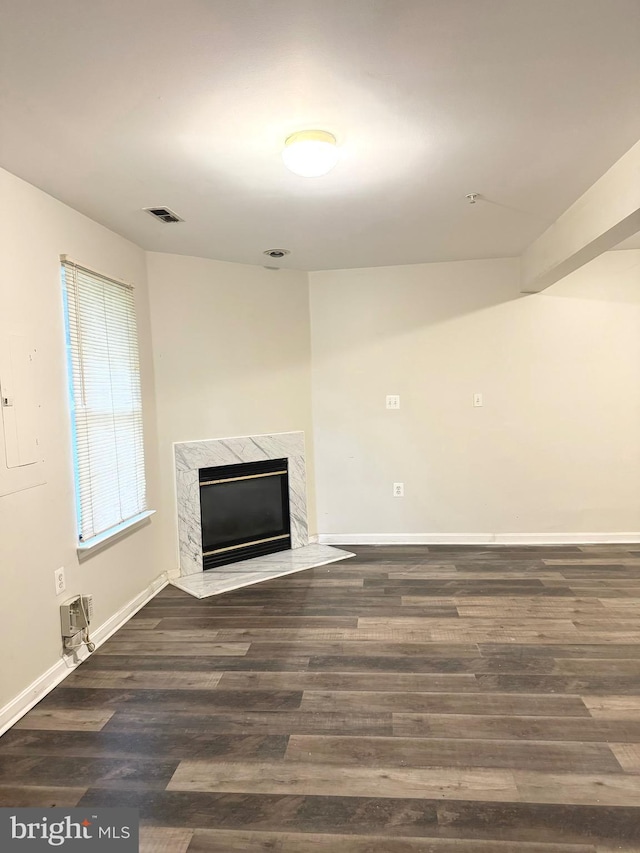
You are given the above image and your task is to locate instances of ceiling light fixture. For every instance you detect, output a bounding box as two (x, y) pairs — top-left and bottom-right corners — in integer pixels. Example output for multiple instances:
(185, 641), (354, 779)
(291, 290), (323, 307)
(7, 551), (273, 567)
(282, 130), (339, 177)
(263, 248), (290, 259)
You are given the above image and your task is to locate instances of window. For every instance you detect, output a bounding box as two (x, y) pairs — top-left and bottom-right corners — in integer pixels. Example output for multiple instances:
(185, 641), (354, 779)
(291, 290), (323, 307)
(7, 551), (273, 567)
(61, 258), (147, 546)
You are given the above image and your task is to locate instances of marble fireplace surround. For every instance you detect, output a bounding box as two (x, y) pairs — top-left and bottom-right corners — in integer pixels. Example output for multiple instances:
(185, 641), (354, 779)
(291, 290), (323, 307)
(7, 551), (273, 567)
(174, 431), (309, 578)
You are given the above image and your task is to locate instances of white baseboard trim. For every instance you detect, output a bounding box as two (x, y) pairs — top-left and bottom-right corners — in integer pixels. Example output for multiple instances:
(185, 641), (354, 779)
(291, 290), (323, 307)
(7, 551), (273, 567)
(0, 572), (168, 738)
(318, 533), (640, 546)
(308, 534), (319, 545)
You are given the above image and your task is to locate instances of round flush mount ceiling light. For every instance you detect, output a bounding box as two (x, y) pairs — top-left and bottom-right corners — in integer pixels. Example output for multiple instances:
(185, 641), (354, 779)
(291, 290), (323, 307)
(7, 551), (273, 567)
(282, 130), (339, 177)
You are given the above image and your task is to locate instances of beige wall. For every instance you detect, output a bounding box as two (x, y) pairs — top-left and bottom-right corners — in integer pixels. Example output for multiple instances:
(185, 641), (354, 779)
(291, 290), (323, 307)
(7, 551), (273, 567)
(146, 253), (315, 574)
(0, 167), (162, 712)
(309, 252), (640, 538)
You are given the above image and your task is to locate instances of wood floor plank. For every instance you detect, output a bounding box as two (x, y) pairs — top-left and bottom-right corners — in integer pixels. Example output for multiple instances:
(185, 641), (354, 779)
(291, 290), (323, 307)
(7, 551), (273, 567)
(300, 690), (591, 717)
(599, 598), (640, 608)
(247, 641), (480, 659)
(167, 759), (520, 801)
(121, 618), (162, 629)
(403, 591), (579, 603)
(261, 606), (461, 617)
(444, 597), (599, 607)
(103, 710), (393, 736)
(258, 579), (366, 587)
(595, 846), (640, 853)
(392, 713), (640, 743)
(545, 558), (640, 566)
(476, 674), (640, 695)
(306, 654), (477, 673)
(479, 644), (640, 660)
(140, 827), (193, 853)
(387, 572), (562, 580)
(186, 828), (598, 852)
(457, 605), (608, 618)
(155, 616), (360, 629)
(573, 622), (640, 634)
(471, 655), (557, 674)
(0, 730), (289, 761)
(83, 654), (312, 672)
(358, 617), (580, 629)
(38, 686), (303, 713)
(0, 785), (87, 807)
(583, 697), (640, 719)
(214, 627), (597, 643)
(433, 799), (640, 847)
(13, 708), (115, 731)
(514, 771), (640, 806)
(204, 595), (406, 607)
(0, 755), (179, 789)
(610, 744), (640, 772)
(217, 671), (479, 693)
(430, 630), (598, 644)
(285, 734), (622, 773)
(553, 659), (640, 677)
(64, 670), (224, 690)
(98, 642), (251, 656)
(139, 607), (265, 617)
(113, 630), (224, 641)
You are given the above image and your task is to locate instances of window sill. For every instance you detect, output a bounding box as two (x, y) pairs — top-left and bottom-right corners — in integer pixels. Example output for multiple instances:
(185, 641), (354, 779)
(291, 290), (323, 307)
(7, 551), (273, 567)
(77, 510), (156, 559)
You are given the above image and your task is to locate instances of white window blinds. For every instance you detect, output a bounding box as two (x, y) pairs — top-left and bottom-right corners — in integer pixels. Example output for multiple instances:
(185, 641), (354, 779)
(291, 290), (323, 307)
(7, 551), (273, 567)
(61, 259), (147, 543)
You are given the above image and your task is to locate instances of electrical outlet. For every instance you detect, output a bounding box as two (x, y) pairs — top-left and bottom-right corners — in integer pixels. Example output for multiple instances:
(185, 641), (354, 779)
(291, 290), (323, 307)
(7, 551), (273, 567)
(386, 395), (400, 410)
(473, 392), (483, 407)
(393, 482), (404, 497)
(54, 567), (66, 595)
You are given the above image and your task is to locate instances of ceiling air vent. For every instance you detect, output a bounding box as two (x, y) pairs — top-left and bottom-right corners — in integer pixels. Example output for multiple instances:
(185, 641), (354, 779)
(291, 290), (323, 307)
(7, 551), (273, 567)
(144, 206), (183, 224)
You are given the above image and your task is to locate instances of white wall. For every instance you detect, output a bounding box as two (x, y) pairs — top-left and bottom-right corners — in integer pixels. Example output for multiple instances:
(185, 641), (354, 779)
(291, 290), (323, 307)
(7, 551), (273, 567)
(146, 253), (316, 574)
(309, 252), (640, 539)
(0, 167), (162, 714)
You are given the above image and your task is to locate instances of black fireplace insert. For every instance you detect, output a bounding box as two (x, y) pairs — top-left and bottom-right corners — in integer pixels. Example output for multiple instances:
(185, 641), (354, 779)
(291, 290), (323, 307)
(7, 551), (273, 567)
(199, 458), (291, 570)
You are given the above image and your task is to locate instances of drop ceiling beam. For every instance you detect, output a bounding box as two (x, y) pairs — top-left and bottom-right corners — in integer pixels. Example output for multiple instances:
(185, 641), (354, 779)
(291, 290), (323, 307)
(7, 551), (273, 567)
(521, 139), (640, 293)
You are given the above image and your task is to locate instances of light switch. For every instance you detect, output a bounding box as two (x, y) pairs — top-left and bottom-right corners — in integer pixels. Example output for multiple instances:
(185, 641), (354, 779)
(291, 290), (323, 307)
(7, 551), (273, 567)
(473, 393), (483, 407)
(386, 395), (400, 410)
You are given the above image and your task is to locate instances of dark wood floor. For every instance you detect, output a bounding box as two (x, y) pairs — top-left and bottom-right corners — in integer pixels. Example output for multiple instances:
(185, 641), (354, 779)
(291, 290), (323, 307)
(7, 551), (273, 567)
(2, 545), (640, 852)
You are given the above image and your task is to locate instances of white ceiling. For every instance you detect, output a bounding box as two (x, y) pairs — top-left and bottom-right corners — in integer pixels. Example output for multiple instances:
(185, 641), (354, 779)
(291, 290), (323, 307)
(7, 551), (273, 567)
(1, 0), (639, 270)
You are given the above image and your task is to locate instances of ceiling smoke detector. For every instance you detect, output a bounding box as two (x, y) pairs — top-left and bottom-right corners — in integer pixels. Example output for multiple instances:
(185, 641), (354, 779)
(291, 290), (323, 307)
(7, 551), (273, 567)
(144, 206), (184, 223)
(263, 248), (290, 259)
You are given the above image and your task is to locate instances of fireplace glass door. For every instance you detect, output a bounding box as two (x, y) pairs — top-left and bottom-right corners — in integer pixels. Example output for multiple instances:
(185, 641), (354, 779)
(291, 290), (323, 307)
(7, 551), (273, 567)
(199, 458), (291, 569)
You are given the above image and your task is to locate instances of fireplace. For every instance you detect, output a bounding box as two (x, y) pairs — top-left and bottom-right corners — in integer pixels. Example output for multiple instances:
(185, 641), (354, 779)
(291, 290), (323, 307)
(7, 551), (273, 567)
(199, 458), (291, 569)
(174, 432), (308, 577)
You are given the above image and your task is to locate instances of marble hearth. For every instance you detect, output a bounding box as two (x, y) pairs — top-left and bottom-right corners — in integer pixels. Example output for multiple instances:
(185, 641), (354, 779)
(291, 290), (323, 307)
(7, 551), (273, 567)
(172, 542), (355, 599)
(173, 431), (352, 598)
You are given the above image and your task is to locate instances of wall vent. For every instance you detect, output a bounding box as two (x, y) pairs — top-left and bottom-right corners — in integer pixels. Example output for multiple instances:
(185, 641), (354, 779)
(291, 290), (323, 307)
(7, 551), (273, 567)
(144, 207), (183, 223)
